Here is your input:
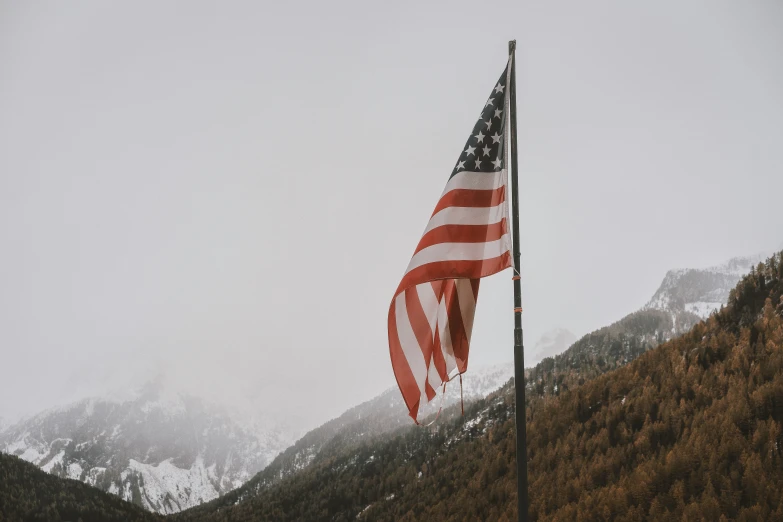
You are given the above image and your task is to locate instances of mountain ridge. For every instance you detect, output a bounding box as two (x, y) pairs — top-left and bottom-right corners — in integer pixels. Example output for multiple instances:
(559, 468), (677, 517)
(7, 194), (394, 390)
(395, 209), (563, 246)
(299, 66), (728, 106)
(2, 248), (777, 517)
(0, 385), (299, 514)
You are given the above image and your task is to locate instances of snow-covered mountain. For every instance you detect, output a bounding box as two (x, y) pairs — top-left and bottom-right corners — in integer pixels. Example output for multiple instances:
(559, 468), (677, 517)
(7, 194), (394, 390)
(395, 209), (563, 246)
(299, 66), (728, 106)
(0, 379), (300, 514)
(193, 362), (516, 509)
(644, 253), (769, 319)
(530, 328), (577, 365)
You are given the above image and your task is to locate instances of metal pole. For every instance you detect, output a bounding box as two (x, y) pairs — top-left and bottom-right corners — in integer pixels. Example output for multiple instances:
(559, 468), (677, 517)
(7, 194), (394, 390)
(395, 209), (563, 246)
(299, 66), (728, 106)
(508, 39), (528, 522)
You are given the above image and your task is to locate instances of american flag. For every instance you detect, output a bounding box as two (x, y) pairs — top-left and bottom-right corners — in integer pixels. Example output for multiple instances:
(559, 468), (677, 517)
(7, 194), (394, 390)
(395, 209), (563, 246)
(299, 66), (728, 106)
(388, 60), (513, 422)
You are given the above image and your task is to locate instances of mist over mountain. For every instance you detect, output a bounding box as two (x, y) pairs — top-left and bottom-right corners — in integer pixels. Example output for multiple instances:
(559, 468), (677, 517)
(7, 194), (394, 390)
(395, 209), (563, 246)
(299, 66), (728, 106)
(0, 378), (302, 514)
(162, 362), (516, 514)
(1, 247), (778, 518)
(530, 328), (577, 365)
(0, 246), (776, 514)
(4, 252), (782, 521)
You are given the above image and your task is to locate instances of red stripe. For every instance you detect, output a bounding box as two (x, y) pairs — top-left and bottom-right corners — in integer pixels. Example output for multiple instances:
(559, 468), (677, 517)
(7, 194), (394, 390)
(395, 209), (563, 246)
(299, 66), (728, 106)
(413, 219), (507, 255)
(470, 278), (480, 298)
(405, 287), (434, 370)
(446, 281), (469, 373)
(431, 186), (505, 216)
(431, 325), (448, 382)
(394, 252), (511, 298)
(388, 302), (420, 421)
(428, 279), (448, 381)
(462, 279), (481, 373)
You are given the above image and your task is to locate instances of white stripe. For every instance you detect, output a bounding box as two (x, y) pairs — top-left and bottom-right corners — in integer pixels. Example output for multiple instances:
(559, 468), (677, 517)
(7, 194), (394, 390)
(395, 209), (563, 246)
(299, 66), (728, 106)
(406, 234), (511, 274)
(415, 283), (439, 340)
(437, 294), (457, 375)
(395, 294), (427, 400)
(416, 283), (445, 397)
(455, 279), (477, 342)
(423, 203), (506, 236)
(441, 170), (505, 196)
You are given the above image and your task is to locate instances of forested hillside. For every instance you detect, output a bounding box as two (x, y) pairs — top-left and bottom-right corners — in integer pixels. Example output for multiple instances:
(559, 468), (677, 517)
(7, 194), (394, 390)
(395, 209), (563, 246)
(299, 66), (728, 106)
(176, 253), (783, 521)
(0, 453), (161, 522)
(525, 253), (764, 402)
(526, 307), (699, 400)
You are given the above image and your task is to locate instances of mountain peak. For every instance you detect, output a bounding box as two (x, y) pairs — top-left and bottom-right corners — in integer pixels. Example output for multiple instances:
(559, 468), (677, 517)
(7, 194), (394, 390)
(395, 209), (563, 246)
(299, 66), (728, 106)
(644, 251), (772, 319)
(0, 381), (300, 514)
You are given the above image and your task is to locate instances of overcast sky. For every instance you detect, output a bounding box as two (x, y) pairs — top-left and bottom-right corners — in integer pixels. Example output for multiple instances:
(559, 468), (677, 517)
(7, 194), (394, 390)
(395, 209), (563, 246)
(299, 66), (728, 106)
(1, 1), (781, 427)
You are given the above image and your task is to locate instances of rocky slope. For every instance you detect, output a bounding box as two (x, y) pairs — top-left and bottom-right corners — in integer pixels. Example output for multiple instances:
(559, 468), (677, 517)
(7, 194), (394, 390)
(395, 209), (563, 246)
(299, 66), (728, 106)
(0, 379), (298, 514)
(644, 253), (768, 318)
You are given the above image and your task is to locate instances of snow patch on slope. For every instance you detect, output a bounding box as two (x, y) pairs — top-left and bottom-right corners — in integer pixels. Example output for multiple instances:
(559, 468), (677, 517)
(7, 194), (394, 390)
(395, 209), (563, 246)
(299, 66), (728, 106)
(68, 462), (83, 480)
(41, 450), (64, 473)
(685, 301), (722, 317)
(126, 456), (220, 514)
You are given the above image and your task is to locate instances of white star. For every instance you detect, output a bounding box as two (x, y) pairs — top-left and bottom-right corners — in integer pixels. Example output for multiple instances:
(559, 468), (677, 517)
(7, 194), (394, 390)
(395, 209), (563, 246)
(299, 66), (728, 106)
(474, 158), (482, 169)
(484, 120), (492, 130)
(482, 145), (491, 156)
(494, 83), (505, 94)
(492, 157), (502, 169)
(464, 145), (476, 156)
(456, 160), (466, 171)
(485, 97), (494, 108)
(494, 108), (503, 119)
(491, 132), (502, 144)
(474, 131), (485, 143)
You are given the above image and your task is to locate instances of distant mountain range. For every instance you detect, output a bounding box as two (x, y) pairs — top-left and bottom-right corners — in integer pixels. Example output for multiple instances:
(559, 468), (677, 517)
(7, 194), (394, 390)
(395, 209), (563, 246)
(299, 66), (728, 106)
(0, 363), (512, 516)
(0, 378), (299, 514)
(1, 249), (776, 517)
(4, 251), (781, 521)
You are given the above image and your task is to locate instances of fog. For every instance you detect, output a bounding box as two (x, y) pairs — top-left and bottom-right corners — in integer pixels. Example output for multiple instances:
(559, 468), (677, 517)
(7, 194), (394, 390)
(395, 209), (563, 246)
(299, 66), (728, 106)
(1, 1), (781, 429)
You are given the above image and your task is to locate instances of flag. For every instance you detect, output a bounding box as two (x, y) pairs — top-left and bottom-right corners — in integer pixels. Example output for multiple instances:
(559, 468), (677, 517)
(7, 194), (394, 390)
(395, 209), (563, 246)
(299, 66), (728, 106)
(388, 61), (513, 422)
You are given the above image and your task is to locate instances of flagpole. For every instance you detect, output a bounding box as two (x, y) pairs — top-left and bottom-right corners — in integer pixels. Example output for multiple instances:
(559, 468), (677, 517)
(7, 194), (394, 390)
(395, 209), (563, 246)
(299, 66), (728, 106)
(508, 39), (529, 522)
